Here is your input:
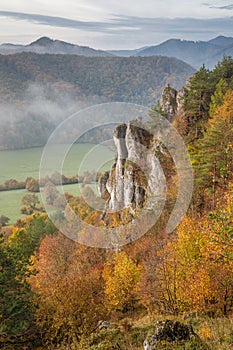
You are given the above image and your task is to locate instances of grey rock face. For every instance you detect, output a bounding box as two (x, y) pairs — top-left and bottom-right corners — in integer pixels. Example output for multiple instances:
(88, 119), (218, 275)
(160, 84), (178, 121)
(98, 171), (110, 201)
(160, 84), (187, 121)
(176, 87), (186, 115)
(99, 120), (166, 221)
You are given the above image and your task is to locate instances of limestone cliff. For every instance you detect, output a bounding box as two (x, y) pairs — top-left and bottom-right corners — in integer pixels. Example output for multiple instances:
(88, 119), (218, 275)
(176, 87), (186, 116)
(160, 84), (178, 121)
(98, 120), (166, 223)
(160, 84), (186, 120)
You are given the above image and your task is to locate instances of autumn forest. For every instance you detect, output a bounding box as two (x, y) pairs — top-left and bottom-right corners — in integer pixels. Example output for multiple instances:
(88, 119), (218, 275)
(1, 56), (233, 349)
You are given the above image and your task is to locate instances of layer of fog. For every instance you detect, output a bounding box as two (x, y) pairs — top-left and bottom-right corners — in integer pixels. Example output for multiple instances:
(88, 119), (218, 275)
(0, 82), (108, 150)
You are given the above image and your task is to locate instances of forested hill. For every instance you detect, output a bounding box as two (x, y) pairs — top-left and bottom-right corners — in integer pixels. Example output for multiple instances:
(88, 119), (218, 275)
(134, 36), (233, 69)
(0, 36), (112, 57)
(0, 53), (194, 150)
(0, 53), (194, 105)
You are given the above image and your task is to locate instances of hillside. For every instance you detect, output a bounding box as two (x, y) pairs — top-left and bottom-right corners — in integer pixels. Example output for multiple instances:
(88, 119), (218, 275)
(0, 53), (195, 105)
(135, 36), (233, 69)
(0, 36), (112, 57)
(208, 35), (233, 48)
(0, 52), (195, 150)
(107, 46), (148, 57)
(2, 35), (233, 69)
(1, 35), (233, 69)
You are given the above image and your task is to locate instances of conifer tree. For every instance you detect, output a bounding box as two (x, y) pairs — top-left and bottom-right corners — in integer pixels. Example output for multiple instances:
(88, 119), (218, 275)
(212, 56), (233, 84)
(183, 65), (214, 141)
(209, 79), (228, 116)
(194, 90), (233, 207)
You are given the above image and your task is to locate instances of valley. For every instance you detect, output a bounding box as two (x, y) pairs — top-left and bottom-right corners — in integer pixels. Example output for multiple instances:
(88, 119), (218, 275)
(0, 144), (114, 223)
(1, 29), (233, 349)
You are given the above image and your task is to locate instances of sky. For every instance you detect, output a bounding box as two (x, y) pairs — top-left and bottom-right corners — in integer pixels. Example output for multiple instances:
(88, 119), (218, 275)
(0, 0), (233, 49)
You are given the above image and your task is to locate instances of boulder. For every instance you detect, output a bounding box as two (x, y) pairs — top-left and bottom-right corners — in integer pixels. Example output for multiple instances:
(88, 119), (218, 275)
(144, 320), (196, 349)
(96, 320), (114, 330)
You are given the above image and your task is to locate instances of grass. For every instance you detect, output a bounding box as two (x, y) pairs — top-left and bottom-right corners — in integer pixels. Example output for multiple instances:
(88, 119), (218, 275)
(77, 315), (233, 350)
(197, 317), (233, 349)
(0, 188), (30, 224)
(0, 144), (114, 183)
(0, 144), (114, 224)
(3, 315), (233, 349)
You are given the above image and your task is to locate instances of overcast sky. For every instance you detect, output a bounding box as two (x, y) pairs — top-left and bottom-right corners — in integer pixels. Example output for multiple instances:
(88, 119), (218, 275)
(0, 0), (233, 49)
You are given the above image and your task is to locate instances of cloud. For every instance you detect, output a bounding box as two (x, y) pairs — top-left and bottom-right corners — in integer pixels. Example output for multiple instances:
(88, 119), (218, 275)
(0, 10), (131, 33)
(203, 3), (233, 10)
(111, 15), (233, 35)
(0, 10), (233, 49)
(0, 10), (233, 34)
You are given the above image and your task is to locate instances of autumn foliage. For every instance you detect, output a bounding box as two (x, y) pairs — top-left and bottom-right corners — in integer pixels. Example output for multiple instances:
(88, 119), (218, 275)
(1, 57), (233, 349)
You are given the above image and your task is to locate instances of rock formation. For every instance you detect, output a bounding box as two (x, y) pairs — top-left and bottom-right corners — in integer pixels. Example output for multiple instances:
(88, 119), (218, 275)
(176, 87), (186, 116)
(143, 320), (197, 349)
(160, 84), (178, 121)
(98, 120), (166, 225)
(160, 84), (186, 120)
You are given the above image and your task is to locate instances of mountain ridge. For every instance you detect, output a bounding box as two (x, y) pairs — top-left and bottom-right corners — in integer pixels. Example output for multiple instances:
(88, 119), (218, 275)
(109, 36), (233, 69)
(208, 35), (233, 48)
(134, 37), (233, 68)
(1, 35), (233, 68)
(0, 36), (112, 57)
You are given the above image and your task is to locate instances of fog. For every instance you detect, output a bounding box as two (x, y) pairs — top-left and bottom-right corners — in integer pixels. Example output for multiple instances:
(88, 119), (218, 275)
(0, 82), (108, 150)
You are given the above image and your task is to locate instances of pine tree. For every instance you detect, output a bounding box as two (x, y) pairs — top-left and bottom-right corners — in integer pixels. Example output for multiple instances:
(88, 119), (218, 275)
(194, 90), (233, 208)
(212, 56), (233, 84)
(183, 65), (214, 142)
(209, 79), (228, 117)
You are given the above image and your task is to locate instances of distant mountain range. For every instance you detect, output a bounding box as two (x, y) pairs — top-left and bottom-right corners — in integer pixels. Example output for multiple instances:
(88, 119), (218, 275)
(111, 36), (233, 69)
(0, 37), (112, 57)
(0, 35), (233, 69)
(108, 47), (149, 57)
(135, 36), (233, 69)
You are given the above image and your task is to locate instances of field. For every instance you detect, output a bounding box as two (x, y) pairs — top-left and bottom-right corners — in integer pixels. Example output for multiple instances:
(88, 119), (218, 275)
(0, 144), (114, 223)
(0, 144), (114, 183)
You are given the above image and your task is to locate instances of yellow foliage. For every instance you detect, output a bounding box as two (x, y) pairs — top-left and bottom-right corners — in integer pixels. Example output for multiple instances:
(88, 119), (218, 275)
(155, 192), (233, 315)
(199, 321), (212, 340)
(103, 251), (142, 312)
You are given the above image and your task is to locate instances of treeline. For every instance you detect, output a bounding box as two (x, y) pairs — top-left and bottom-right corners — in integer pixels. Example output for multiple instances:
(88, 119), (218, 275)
(0, 171), (99, 192)
(1, 57), (233, 349)
(173, 56), (233, 209)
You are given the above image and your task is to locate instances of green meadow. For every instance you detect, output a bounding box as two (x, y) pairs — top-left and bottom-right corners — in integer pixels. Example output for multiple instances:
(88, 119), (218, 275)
(0, 144), (114, 224)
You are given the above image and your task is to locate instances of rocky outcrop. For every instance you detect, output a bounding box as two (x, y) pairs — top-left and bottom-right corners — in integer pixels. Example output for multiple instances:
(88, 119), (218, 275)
(98, 120), (166, 223)
(143, 320), (197, 349)
(96, 320), (114, 331)
(160, 84), (178, 121)
(160, 84), (186, 120)
(176, 87), (186, 116)
(98, 171), (111, 202)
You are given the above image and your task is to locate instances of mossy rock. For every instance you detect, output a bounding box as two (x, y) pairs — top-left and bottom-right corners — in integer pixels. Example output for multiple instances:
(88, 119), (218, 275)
(80, 325), (155, 349)
(144, 320), (210, 350)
